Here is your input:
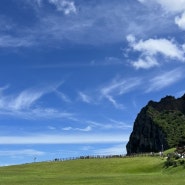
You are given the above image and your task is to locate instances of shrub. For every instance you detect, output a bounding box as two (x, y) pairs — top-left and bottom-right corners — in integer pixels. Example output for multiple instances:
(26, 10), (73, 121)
(164, 158), (175, 167)
(179, 160), (185, 165)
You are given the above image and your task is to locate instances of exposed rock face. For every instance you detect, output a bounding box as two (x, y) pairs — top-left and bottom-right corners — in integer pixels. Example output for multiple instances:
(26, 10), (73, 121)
(126, 94), (185, 155)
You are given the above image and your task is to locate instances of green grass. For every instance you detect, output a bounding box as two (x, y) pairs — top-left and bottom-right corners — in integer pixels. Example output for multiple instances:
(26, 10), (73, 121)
(163, 148), (176, 155)
(0, 157), (184, 185)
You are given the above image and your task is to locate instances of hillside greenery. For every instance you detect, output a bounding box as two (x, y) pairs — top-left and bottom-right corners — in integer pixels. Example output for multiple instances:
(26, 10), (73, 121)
(147, 106), (185, 147)
(0, 157), (184, 185)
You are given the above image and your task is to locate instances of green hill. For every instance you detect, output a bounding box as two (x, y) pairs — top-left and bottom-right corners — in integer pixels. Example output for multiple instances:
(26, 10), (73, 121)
(0, 157), (184, 185)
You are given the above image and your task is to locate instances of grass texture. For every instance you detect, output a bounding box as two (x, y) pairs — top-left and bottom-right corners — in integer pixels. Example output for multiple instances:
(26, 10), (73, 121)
(0, 157), (184, 185)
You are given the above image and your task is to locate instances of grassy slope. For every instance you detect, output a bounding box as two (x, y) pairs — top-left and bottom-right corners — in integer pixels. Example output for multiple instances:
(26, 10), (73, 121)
(0, 157), (184, 185)
(163, 148), (176, 155)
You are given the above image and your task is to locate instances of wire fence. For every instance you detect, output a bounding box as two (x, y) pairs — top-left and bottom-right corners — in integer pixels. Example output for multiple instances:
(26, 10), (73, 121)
(51, 152), (163, 162)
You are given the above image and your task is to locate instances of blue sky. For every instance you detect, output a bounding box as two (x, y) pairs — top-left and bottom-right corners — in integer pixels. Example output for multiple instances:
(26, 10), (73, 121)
(1, 0), (185, 166)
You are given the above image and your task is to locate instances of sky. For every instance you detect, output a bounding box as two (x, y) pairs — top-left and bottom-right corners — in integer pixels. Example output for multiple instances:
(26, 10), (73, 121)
(0, 0), (185, 166)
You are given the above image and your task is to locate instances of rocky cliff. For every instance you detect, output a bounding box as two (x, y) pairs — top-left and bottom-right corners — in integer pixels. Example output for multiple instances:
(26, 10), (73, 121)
(126, 94), (185, 155)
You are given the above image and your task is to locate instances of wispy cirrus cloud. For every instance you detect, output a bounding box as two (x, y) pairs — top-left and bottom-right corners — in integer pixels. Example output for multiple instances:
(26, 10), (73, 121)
(62, 126), (92, 132)
(78, 91), (92, 104)
(146, 68), (184, 93)
(78, 75), (141, 109)
(87, 120), (132, 130)
(0, 35), (35, 48)
(0, 85), (52, 111)
(0, 84), (74, 120)
(100, 76), (141, 109)
(0, 0), (174, 48)
(102, 57), (123, 66)
(35, 56), (123, 69)
(47, 126), (56, 130)
(26, 108), (74, 120)
(138, 0), (185, 31)
(89, 57), (123, 67)
(54, 89), (71, 103)
(0, 133), (128, 144)
(108, 119), (132, 129)
(8, 90), (43, 111)
(0, 149), (45, 157)
(138, 0), (185, 13)
(93, 144), (126, 155)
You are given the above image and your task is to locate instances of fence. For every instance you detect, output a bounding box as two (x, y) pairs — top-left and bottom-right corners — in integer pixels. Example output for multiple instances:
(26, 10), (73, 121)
(52, 152), (163, 162)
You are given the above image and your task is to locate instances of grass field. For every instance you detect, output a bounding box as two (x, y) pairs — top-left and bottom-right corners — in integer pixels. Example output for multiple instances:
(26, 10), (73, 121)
(0, 156), (184, 185)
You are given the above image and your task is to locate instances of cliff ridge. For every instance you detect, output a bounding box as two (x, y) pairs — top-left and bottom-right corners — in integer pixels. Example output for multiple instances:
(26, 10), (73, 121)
(126, 94), (185, 155)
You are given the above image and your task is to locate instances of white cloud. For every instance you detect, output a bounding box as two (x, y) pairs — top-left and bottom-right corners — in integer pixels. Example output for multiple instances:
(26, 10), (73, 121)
(126, 34), (136, 43)
(175, 12), (185, 30)
(146, 68), (184, 92)
(133, 38), (184, 60)
(48, 0), (77, 15)
(127, 36), (185, 69)
(131, 56), (159, 69)
(0, 134), (129, 144)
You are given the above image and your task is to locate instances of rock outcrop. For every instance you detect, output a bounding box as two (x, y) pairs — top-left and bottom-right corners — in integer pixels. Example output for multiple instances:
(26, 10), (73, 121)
(126, 94), (185, 155)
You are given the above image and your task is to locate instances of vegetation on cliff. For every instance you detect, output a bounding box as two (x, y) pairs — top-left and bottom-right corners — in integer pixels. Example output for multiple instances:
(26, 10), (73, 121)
(127, 94), (185, 154)
(147, 106), (185, 148)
